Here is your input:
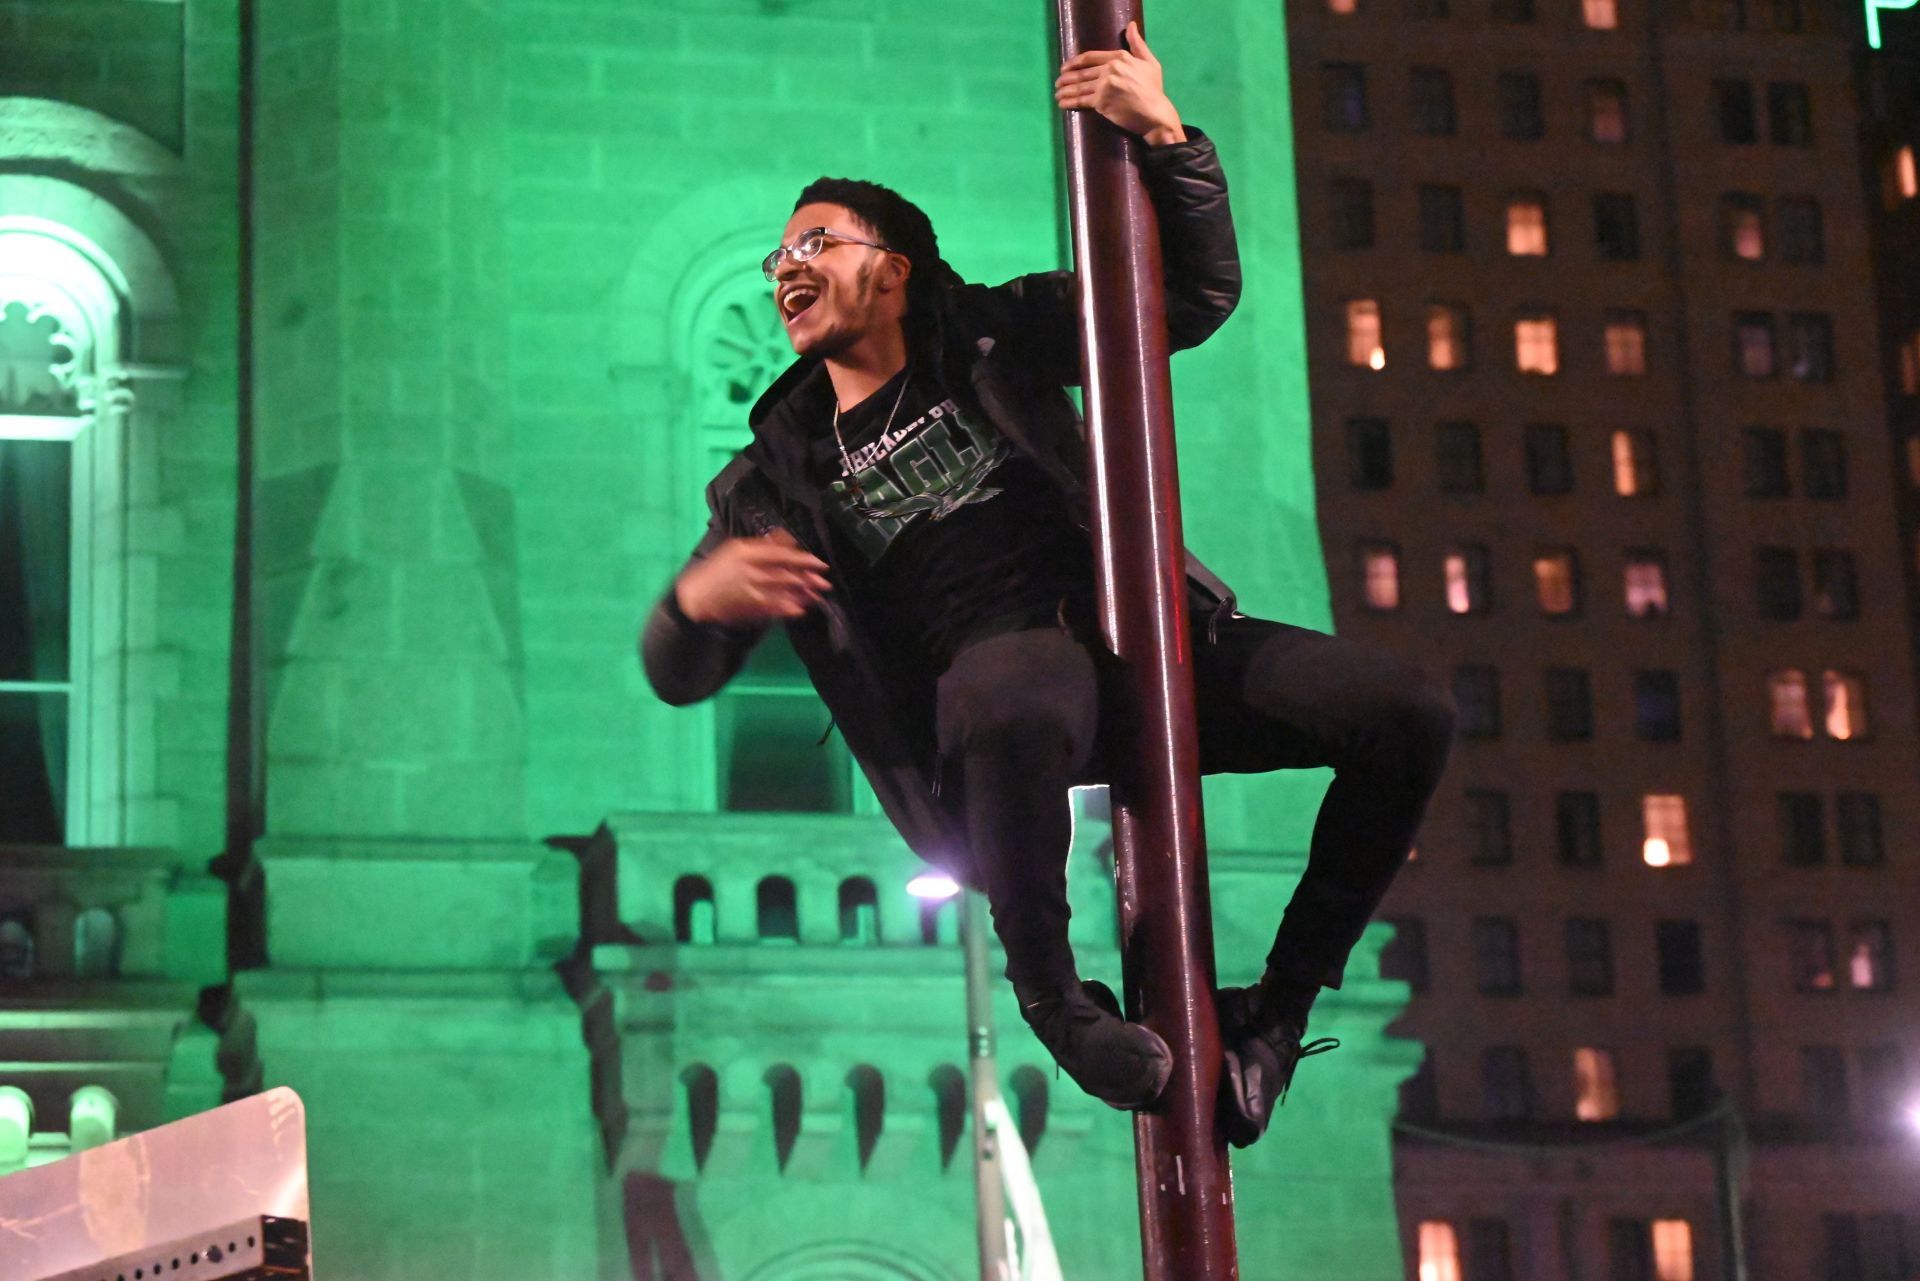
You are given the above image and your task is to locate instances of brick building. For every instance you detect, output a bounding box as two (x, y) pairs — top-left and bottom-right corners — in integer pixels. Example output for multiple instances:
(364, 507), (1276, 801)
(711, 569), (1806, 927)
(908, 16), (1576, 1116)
(1286, 0), (1920, 1273)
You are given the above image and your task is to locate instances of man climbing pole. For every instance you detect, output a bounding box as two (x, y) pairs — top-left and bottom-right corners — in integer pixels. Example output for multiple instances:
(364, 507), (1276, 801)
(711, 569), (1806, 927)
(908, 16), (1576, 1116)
(641, 0), (1452, 1199)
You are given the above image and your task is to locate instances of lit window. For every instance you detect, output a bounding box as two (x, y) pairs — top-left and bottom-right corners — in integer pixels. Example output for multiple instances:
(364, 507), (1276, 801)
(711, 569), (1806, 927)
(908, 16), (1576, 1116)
(1361, 542), (1402, 610)
(1604, 312), (1648, 375)
(1643, 794), (1692, 866)
(1791, 919), (1837, 991)
(1898, 332), (1920, 396)
(1848, 921), (1893, 991)
(1735, 312), (1776, 378)
(1329, 0), (1359, 12)
(1769, 670), (1813, 739)
(1573, 1047), (1620, 1121)
(1822, 670), (1868, 740)
(1514, 316), (1558, 376)
(1533, 549), (1579, 615)
(1612, 430), (1658, 496)
(1652, 1220), (1695, 1281)
(1587, 79), (1629, 143)
(1624, 553), (1670, 618)
(1724, 195), (1765, 260)
(1347, 299), (1385, 368)
(1583, 0), (1619, 27)
(1445, 545), (1491, 614)
(1418, 1222), (1463, 1281)
(1427, 304), (1471, 370)
(1506, 196), (1549, 255)
(1890, 145), (1918, 205)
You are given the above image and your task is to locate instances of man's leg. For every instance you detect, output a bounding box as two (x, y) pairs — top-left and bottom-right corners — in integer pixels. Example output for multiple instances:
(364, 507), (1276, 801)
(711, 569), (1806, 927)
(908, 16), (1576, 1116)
(1194, 613), (1456, 1010)
(936, 625), (1170, 1109)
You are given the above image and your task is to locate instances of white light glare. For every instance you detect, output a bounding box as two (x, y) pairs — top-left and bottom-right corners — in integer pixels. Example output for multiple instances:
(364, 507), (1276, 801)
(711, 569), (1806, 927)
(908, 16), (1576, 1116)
(1906, 1099), (1920, 1136)
(907, 874), (961, 900)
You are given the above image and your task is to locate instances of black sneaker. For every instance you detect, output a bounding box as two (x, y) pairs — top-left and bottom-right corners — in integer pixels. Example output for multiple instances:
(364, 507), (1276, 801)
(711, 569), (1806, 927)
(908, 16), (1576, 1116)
(1216, 985), (1340, 1148)
(1019, 979), (1173, 1112)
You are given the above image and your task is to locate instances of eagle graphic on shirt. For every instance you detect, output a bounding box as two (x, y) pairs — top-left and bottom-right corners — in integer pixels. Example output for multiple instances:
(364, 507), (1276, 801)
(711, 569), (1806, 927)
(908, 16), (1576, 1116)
(826, 396), (1015, 563)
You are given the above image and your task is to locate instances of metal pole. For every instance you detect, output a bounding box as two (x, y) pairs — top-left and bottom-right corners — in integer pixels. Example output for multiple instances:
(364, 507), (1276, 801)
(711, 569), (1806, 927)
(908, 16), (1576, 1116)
(1713, 1102), (1749, 1281)
(963, 890), (1011, 1281)
(1054, 3), (1236, 1276)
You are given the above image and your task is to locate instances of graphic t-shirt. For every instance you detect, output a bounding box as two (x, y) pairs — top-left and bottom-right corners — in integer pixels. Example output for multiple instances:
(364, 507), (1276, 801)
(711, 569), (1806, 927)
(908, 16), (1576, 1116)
(811, 366), (1093, 669)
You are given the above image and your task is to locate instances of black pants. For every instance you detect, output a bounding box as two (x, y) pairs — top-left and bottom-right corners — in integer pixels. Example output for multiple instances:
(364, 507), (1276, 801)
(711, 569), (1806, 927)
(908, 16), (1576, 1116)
(934, 612), (1456, 995)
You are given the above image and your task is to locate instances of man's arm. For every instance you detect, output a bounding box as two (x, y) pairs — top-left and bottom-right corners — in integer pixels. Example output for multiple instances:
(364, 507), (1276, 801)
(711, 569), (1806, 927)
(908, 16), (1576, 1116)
(987, 21), (1241, 377)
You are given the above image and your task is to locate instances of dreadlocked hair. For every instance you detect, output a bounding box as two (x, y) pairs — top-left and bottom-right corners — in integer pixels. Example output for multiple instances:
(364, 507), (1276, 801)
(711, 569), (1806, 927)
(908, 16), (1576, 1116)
(792, 177), (972, 393)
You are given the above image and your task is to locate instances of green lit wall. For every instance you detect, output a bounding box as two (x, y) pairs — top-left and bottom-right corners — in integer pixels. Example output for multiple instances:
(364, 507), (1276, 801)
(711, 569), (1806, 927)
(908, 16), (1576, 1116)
(0, 2), (1404, 1279)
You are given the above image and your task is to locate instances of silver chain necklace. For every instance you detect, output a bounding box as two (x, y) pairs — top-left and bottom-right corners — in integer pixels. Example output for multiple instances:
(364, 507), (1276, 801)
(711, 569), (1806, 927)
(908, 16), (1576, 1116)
(831, 364), (914, 502)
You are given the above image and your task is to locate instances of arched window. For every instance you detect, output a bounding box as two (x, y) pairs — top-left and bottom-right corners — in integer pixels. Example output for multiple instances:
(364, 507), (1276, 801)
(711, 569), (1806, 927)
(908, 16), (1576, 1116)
(71, 906), (117, 977)
(1008, 1065), (1050, 1158)
(686, 274), (861, 815)
(918, 896), (957, 947)
(764, 1064), (802, 1173)
(837, 876), (878, 944)
(672, 876), (715, 945)
(756, 875), (798, 943)
(0, 915), (33, 978)
(845, 1065), (884, 1173)
(678, 1063), (718, 1173)
(928, 1065), (966, 1171)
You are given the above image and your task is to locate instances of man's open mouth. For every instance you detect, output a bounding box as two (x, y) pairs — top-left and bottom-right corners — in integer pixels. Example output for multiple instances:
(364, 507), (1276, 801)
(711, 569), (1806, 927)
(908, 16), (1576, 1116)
(779, 284), (820, 324)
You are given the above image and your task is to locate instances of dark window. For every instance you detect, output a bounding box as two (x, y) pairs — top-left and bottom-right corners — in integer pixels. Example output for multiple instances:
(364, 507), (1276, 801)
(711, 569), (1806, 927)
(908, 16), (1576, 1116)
(1567, 917), (1615, 996)
(1721, 193), (1766, 259)
(1594, 193), (1641, 260)
(1656, 920), (1705, 994)
(721, 632), (850, 813)
(1858, 1046), (1904, 1119)
(1545, 667), (1594, 741)
(1668, 1046), (1716, 1118)
(1526, 423), (1573, 494)
(1474, 917), (1522, 994)
(1714, 79), (1757, 144)
(1481, 1045), (1533, 1118)
(1557, 791), (1603, 866)
(1492, 0), (1534, 19)
(756, 876), (799, 942)
(1802, 1045), (1849, 1117)
(1608, 1219), (1655, 1281)
(1347, 417), (1393, 489)
(1791, 920), (1838, 993)
(1780, 792), (1826, 865)
(1454, 665), (1502, 738)
(1812, 549), (1859, 619)
(1466, 1221), (1516, 1281)
(1437, 420), (1484, 493)
(1743, 427), (1790, 497)
(1467, 789), (1514, 864)
(1767, 81), (1813, 146)
(1400, 1051), (1439, 1119)
(1722, 0), (1749, 29)
(1755, 547), (1802, 619)
(1411, 66), (1458, 134)
(1332, 178), (1376, 249)
(1382, 917), (1430, 992)
(1420, 183), (1466, 252)
(673, 875), (716, 944)
(1777, 196), (1825, 264)
(1786, 314), (1835, 382)
(1802, 429), (1847, 499)
(1412, 0), (1451, 16)
(1771, 0), (1805, 30)
(837, 877), (878, 943)
(1498, 73), (1545, 139)
(1635, 670), (1682, 741)
(1323, 63), (1370, 132)
(1823, 1215), (1864, 1281)
(1837, 793), (1884, 866)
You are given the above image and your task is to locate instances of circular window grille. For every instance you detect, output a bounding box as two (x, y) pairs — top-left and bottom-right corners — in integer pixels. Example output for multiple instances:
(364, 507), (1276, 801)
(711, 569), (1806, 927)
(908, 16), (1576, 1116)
(701, 288), (789, 417)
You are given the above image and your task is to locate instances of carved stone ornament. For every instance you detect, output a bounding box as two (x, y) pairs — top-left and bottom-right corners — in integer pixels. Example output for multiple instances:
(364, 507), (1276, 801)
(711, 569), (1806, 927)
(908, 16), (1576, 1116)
(0, 297), (84, 416)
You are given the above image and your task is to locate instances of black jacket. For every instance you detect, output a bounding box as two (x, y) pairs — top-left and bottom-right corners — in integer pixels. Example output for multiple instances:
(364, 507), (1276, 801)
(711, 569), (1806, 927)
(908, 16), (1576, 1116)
(642, 129), (1242, 881)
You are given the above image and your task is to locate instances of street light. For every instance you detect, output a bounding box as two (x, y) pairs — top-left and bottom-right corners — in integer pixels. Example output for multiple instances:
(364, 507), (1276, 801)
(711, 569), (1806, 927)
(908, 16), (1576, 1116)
(909, 874), (1061, 1281)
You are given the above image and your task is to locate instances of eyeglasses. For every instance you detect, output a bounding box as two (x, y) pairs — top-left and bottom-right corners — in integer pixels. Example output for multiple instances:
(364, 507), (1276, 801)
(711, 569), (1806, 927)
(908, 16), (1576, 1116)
(762, 227), (897, 281)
